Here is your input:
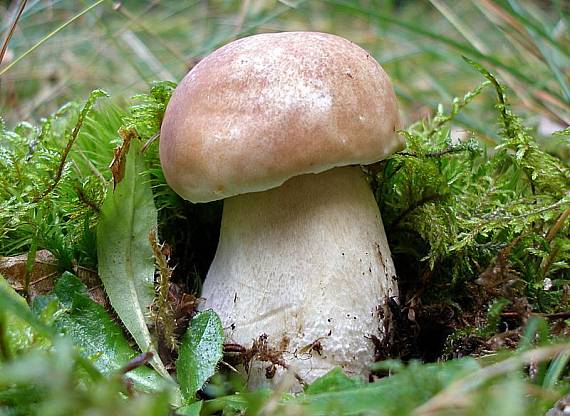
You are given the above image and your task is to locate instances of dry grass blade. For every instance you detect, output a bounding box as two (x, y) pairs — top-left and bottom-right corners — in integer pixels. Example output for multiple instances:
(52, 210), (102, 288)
(428, 0), (486, 53)
(0, 0), (27, 67)
(414, 343), (570, 415)
(119, 29), (175, 81)
(113, 2), (187, 65)
(475, 0), (542, 58)
(0, 0), (106, 77)
(546, 207), (570, 243)
(430, 0), (568, 124)
(474, 0), (570, 121)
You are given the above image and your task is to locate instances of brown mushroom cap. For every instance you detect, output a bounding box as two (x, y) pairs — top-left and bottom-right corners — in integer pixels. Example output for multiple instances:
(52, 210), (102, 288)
(160, 31), (403, 203)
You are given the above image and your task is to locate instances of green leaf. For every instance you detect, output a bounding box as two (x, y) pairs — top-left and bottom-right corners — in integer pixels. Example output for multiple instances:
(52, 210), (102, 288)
(51, 272), (166, 393)
(0, 338), (172, 416)
(0, 277), (51, 359)
(176, 310), (224, 403)
(96, 137), (168, 378)
(305, 367), (363, 395)
(0, 276), (53, 333)
(292, 359), (481, 415)
(202, 391), (271, 415)
(175, 401), (203, 416)
(203, 360), (481, 415)
(542, 350), (570, 389)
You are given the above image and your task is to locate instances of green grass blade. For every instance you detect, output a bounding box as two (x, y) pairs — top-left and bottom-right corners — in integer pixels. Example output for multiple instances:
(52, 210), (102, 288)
(542, 350), (570, 389)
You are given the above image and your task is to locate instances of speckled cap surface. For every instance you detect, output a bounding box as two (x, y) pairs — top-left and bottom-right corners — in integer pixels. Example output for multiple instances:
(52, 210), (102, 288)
(160, 31), (403, 203)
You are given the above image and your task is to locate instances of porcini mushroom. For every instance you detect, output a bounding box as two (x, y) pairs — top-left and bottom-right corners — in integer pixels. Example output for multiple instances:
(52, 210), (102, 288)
(159, 32), (404, 388)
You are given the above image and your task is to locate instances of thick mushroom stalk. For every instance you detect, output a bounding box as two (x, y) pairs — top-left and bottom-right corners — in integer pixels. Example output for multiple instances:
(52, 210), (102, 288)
(159, 31), (405, 389)
(202, 166), (397, 386)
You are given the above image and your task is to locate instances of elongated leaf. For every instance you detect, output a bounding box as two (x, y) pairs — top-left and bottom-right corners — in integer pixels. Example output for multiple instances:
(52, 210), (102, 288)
(96, 137), (168, 377)
(203, 359), (480, 415)
(175, 401), (203, 416)
(0, 276), (53, 339)
(0, 277), (52, 359)
(176, 310), (224, 403)
(202, 391), (271, 415)
(51, 272), (166, 393)
(542, 350), (570, 389)
(304, 368), (363, 395)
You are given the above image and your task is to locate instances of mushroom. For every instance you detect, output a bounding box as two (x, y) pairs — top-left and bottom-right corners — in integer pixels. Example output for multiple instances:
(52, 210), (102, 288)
(159, 32), (404, 388)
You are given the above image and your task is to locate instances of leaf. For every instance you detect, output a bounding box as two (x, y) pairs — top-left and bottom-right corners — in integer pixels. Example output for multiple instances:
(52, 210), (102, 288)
(202, 391), (271, 415)
(109, 128), (136, 188)
(175, 401), (203, 416)
(0, 276), (53, 339)
(292, 359), (481, 415)
(0, 276), (51, 359)
(0, 250), (58, 300)
(50, 272), (166, 393)
(203, 359), (481, 415)
(0, 337), (172, 416)
(305, 367), (363, 395)
(176, 310), (224, 403)
(541, 346), (570, 389)
(96, 137), (169, 378)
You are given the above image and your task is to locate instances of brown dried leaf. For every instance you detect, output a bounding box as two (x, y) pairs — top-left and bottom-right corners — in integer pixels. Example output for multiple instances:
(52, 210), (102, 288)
(109, 128), (136, 189)
(475, 236), (523, 292)
(0, 250), (58, 299)
(0, 250), (108, 307)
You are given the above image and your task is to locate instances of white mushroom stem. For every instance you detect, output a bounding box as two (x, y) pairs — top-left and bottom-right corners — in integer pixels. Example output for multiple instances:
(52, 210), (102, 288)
(201, 166), (398, 387)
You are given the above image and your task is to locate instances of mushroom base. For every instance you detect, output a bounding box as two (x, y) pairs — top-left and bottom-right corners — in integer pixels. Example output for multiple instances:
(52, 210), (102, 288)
(201, 166), (398, 389)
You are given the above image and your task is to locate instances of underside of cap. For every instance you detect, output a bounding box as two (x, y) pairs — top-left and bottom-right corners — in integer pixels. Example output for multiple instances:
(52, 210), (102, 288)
(159, 31), (404, 203)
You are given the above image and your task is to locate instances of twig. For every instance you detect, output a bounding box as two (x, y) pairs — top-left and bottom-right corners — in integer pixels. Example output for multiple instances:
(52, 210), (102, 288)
(546, 206), (570, 242)
(149, 230), (177, 352)
(112, 2), (186, 65)
(141, 131), (160, 153)
(119, 351), (154, 374)
(219, 360), (239, 373)
(399, 146), (471, 158)
(501, 311), (570, 321)
(75, 185), (101, 214)
(233, 0), (251, 39)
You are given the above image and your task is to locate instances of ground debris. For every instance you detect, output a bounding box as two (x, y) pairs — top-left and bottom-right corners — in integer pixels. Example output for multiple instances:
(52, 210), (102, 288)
(154, 281), (200, 369)
(475, 236), (524, 297)
(109, 128), (136, 189)
(0, 249), (107, 307)
(244, 334), (288, 373)
(546, 394), (570, 416)
(0, 250), (58, 299)
(222, 334), (306, 384)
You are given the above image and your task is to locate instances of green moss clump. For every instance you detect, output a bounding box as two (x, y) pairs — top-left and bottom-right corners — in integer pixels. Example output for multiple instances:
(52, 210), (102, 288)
(375, 65), (569, 357)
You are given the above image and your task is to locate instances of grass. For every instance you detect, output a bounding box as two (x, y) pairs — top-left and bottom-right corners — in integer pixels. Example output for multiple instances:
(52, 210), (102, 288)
(0, 1), (569, 415)
(2, 1), (568, 135)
